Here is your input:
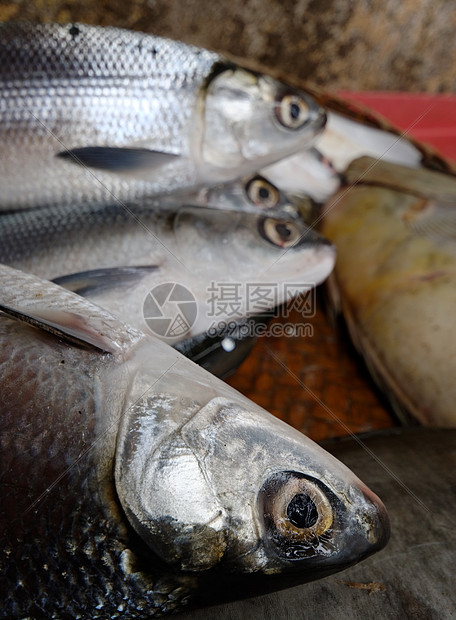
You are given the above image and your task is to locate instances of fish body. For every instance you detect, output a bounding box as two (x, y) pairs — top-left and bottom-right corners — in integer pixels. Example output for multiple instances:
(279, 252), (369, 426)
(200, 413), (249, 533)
(321, 156), (456, 427)
(0, 22), (325, 211)
(0, 265), (389, 617)
(0, 201), (335, 342)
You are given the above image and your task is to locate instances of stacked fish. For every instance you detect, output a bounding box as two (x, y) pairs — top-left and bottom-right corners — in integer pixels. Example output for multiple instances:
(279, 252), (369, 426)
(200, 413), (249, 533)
(3, 20), (454, 618)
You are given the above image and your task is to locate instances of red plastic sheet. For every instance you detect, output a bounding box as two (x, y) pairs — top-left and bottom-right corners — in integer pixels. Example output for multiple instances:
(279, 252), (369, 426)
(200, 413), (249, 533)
(338, 92), (456, 162)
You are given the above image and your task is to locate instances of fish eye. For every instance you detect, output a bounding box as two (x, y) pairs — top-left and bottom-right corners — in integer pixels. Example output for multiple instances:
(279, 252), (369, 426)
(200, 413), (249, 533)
(275, 93), (310, 130)
(259, 472), (333, 547)
(245, 176), (280, 209)
(260, 217), (302, 248)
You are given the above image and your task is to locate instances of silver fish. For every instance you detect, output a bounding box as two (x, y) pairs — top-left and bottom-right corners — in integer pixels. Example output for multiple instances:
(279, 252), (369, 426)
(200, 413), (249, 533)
(0, 22), (326, 211)
(170, 174), (303, 220)
(0, 264), (389, 617)
(0, 201), (335, 342)
(174, 315), (264, 378)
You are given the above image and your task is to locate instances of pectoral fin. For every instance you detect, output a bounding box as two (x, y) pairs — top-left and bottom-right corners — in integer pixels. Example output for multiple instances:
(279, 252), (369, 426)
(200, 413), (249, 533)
(53, 266), (159, 296)
(0, 264), (143, 354)
(57, 147), (178, 172)
(0, 303), (117, 353)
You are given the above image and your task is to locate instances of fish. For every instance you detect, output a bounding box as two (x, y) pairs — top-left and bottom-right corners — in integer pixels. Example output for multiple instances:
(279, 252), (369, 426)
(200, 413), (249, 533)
(321, 155), (456, 427)
(176, 428), (455, 619)
(0, 200), (336, 343)
(171, 173), (304, 220)
(0, 22), (326, 211)
(261, 97), (451, 205)
(173, 314), (267, 378)
(261, 146), (342, 204)
(0, 264), (390, 617)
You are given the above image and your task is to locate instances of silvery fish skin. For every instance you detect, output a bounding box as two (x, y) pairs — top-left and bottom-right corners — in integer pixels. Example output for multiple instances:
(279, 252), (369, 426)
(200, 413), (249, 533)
(0, 22), (326, 211)
(172, 174), (303, 220)
(0, 201), (335, 342)
(0, 264), (389, 618)
(321, 156), (456, 427)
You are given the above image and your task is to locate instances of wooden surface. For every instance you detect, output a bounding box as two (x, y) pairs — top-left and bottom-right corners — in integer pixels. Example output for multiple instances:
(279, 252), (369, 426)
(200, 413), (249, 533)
(176, 428), (456, 620)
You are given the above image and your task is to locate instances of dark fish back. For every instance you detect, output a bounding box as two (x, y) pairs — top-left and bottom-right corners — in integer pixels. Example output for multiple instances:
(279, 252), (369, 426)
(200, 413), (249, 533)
(0, 22), (217, 88)
(0, 318), (194, 618)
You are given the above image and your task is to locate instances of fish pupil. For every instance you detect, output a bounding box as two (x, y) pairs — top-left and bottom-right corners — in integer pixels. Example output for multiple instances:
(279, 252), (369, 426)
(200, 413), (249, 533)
(276, 223), (291, 239)
(287, 493), (318, 529)
(259, 186), (270, 200)
(290, 102), (301, 121)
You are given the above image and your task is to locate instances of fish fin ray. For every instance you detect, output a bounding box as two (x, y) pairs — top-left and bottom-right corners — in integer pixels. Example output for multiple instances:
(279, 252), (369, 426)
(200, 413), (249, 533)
(0, 303), (116, 353)
(56, 146), (178, 172)
(53, 266), (160, 296)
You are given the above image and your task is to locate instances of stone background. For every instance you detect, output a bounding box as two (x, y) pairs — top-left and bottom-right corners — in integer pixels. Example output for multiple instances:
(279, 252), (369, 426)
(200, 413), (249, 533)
(1, 0), (456, 93)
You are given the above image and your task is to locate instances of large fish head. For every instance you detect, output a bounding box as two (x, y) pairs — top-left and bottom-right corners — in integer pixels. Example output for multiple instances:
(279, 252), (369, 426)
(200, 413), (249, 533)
(198, 65), (326, 178)
(115, 361), (389, 590)
(174, 205), (336, 292)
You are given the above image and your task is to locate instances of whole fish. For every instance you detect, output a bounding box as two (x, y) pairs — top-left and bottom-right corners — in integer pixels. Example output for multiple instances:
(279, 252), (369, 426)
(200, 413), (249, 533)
(0, 201), (335, 342)
(0, 264), (389, 618)
(0, 22), (325, 211)
(321, 156), (456, 427)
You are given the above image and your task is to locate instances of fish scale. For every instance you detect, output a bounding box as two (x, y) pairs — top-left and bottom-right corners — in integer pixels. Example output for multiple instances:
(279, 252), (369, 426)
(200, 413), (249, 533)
(0, 294), (193, 617)
(0, 22), (326, 211)
(0, 264), (389, 617)
(0, 23), (215, 208)
(0, 24), (209, 148)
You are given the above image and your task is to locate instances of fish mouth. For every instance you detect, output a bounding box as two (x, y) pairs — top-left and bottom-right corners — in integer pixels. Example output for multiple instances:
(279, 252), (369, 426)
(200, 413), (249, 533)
(356, 485), (391, 555)
(299, 484), (390, 578)
(192, 487), (389, 608)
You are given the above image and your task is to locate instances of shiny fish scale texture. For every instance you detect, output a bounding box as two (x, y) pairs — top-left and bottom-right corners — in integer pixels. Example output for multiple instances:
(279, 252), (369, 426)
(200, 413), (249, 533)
(0, 22), (216, 129)
(0, 22), (218, 208)
(0, 319), (193, 617)
(0, 202), (167, 276)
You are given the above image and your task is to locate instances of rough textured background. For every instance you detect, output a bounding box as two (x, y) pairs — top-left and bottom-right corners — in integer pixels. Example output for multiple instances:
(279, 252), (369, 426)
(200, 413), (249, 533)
(227, 301), (395, 442)
(1, 0), (456, 92)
